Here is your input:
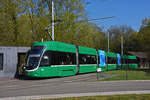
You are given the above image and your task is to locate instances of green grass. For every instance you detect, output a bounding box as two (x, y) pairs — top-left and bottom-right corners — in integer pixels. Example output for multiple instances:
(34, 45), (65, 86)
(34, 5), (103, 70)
(101, 69), (150, 81)
(39, 94), (150, 100)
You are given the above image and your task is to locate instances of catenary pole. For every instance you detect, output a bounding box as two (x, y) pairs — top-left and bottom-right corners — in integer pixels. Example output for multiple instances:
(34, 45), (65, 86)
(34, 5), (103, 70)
(121, 35), (123, 55)
(108, 32), (109, 52)
(52, 0), (54, 41)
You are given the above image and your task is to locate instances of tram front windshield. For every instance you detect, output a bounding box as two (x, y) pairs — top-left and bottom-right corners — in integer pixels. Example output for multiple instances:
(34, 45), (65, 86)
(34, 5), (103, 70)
(26, 46), (45, 70)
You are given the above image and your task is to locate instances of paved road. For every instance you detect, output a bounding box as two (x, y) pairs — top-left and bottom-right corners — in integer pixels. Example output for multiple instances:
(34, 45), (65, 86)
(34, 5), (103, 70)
(1, 73), (150, 99)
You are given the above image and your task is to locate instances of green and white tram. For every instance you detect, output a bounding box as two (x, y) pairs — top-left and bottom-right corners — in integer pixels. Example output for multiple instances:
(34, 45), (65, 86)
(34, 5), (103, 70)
(24, 41), (97, 77)
(24, 41), (138, 78)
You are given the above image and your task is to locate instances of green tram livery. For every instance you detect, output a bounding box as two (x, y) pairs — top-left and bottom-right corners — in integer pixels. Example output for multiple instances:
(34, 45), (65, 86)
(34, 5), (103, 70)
(24, 41), (138, 78)
(106, 52), (117, 71)
(128, 55), (138, 69)
(121, 55), (138, 69)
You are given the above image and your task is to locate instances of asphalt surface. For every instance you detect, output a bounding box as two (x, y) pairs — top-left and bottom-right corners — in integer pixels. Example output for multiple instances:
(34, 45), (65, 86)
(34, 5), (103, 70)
(1, 73), (150, 99)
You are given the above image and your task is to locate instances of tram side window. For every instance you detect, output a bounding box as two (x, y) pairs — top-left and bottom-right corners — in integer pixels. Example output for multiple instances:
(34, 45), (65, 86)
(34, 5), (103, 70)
(108, 57), (117, 64)
(121, 59), (125, 64)
(51, 51), (76, 65)
(121, 59), (124, 64)
(79, 54), (97, 64)
(125, 59), (128, 64)
(40, 51), (76, 66)
(128, 59), (137, 64)
(121, 59), (128, 64)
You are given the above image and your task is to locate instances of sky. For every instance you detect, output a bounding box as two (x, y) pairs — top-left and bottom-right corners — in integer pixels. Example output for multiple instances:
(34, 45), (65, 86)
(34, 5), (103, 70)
(85, 0), (150, 31)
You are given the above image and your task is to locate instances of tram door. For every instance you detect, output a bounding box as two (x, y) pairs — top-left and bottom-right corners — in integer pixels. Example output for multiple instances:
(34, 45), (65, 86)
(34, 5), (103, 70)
(17, 53), (26, 77)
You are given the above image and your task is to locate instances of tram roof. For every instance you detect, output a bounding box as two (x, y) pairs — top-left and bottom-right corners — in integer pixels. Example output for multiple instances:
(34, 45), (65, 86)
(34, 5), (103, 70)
(78, 46), (97, 55)
(32, 41), (76, 53)
(127, 55), (137, 59)
(107, 52), (117, 58)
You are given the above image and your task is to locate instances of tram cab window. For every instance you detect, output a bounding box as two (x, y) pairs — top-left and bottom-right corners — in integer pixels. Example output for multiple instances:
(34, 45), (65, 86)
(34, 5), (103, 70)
(40, 51), (51, 66)
(40, 56), (49, 66)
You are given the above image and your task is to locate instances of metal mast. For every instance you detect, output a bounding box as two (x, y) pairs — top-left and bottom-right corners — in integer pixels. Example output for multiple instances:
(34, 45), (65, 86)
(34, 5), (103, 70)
(121, 35), (123, 55)
(108, 31), (109, 52)
(52, 0), (54, 41)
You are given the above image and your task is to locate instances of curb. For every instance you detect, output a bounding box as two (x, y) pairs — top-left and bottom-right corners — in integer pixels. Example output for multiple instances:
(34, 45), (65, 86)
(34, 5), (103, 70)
(99, 80), (150, 83)
(1, 90), (150, 100)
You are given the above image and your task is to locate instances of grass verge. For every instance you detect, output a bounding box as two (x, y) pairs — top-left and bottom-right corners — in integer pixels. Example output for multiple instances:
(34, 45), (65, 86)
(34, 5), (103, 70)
(39, 94), (150, 100)
(100, 69), (150, 81)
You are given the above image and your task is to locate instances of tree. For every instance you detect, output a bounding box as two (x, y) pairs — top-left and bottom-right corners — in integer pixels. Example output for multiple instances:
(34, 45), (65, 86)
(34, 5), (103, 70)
(0, 0), (24, 46)
(0, 0), (109, 49)
(107, 25), (137, 53)
(138, 18), (150, 53)
(90, 23), (107, 50)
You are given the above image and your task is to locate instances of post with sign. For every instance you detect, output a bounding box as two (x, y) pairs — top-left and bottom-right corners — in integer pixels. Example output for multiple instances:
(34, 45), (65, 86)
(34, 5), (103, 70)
(117, 54), (121, 69)
(96, 50), (106, 80)
(97, 68), (102, 80)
